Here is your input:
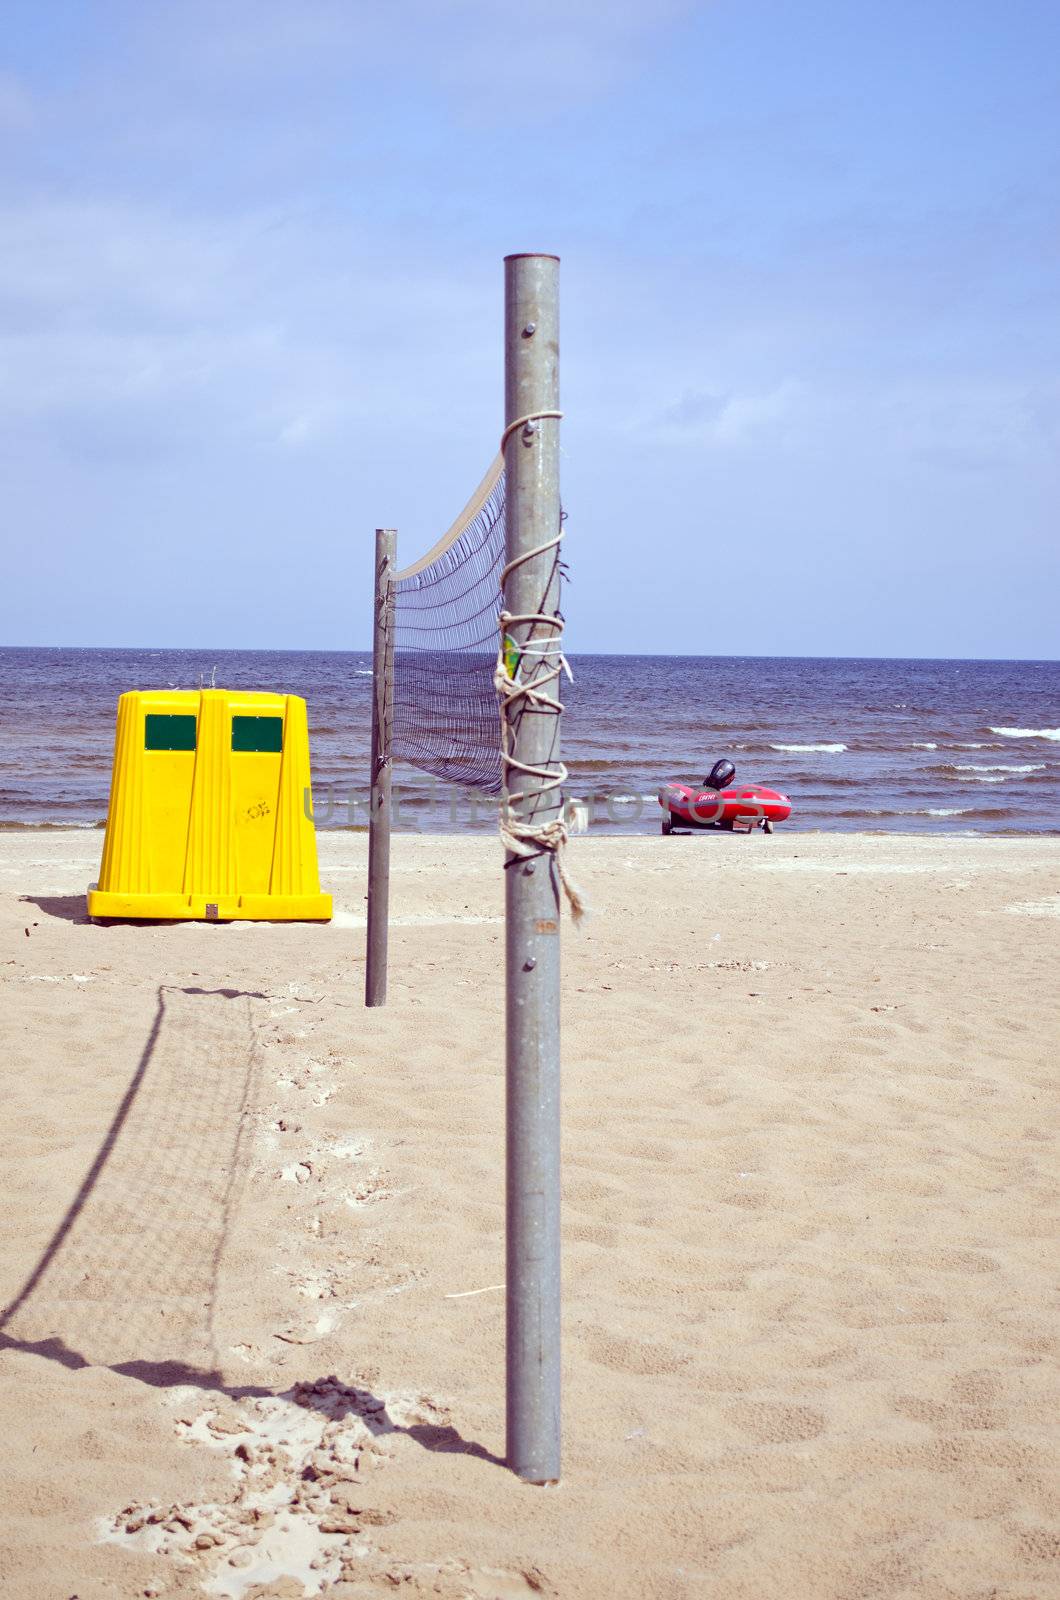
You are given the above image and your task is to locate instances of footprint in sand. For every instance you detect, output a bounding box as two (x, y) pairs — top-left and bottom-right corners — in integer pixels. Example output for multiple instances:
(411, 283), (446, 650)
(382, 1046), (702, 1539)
(727, 1400), (827, 1443)
(884, 1246), (1001, 1276)
(344, 1168), (395, 1207)
(365, 1561), (554, 1597)
(585, 1329), (690, 1377)
(460, 1567), (554, 1598)
(563, 1221), (619, 1248)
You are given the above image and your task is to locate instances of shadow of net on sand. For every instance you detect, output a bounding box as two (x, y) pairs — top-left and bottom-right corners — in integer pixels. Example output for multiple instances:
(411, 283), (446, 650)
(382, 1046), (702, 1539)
(0, 984), (262, 1380)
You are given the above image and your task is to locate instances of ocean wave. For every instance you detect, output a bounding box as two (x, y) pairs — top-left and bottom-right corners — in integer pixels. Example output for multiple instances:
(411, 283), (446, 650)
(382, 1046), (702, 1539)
(989, 726), (1060, 742)
(936, 807), (1010, 819)
(928, 761), (1045, 781)
(912, 742), (938, 750)
(770, 742), (846, 753)
(832, 806), (955, 819)
(956, 763), (1045, 774)
(833, 805), (1002, 820)
(0, 818), (104, 829)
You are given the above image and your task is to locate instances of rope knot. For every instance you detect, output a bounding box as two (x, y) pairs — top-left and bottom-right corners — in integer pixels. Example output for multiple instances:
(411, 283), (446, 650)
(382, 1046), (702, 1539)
(494, 514), (587, 923)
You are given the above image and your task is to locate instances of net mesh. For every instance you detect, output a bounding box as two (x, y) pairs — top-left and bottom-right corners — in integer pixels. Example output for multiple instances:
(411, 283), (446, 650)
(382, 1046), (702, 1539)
(391, 457), (506, 794)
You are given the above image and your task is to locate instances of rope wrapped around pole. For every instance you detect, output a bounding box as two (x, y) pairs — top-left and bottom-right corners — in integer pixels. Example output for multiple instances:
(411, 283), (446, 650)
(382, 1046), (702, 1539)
(493, 452), (587, 923)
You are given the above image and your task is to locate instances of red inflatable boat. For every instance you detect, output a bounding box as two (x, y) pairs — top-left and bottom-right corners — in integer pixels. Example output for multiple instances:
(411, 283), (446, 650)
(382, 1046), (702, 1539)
(659, 779), (792, 833)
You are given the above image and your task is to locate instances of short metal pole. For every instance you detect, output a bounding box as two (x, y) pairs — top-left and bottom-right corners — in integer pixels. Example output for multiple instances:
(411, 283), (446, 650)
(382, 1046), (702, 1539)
(503, 252), (562, 1483)
(366, 527), (396, 1007)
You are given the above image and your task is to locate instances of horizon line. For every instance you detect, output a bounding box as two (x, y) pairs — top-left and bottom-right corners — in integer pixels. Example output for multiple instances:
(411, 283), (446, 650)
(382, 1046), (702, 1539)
(0, 645), (1057, 666)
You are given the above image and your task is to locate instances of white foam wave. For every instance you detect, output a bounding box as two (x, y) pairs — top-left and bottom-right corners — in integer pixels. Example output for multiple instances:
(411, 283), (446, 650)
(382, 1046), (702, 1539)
(956, 763), (1044, 774)
(912, 742), (938, 750)
(926, 807), (971, 817)
(954, 774), (1006, 783)
(990, 726), (1060, 742)
(770, 742), (846, 753)
(355, 669), (373, 676)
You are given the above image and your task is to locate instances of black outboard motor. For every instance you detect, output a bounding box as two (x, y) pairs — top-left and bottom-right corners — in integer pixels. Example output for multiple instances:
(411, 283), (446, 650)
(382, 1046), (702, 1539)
(704, 758), (736, 790)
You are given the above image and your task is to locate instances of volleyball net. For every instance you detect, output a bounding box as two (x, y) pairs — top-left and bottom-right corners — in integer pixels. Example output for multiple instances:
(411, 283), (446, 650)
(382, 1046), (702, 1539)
(391, 455), (508, 796)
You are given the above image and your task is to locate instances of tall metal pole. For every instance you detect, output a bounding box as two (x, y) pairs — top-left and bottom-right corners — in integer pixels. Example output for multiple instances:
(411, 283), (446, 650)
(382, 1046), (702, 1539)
(503, 253), (562, 1484)
(366, 527), (396, 1008)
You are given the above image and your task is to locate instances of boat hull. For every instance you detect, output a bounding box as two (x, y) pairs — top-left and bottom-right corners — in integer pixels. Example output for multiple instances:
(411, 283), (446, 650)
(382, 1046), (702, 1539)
(659, 781), (792, 828)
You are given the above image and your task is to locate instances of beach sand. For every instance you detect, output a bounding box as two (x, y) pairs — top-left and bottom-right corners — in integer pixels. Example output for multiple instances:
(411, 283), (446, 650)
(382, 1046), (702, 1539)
(1, 827), (1058, 1600)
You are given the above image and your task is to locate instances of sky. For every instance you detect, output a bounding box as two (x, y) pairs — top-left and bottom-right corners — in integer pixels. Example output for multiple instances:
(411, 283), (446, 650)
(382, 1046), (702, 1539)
(1, 0), (1058, 658)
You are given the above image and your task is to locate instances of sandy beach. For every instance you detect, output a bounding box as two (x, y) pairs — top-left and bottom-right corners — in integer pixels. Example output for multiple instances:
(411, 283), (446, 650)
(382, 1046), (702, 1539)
(1, 826), (1058, 1600)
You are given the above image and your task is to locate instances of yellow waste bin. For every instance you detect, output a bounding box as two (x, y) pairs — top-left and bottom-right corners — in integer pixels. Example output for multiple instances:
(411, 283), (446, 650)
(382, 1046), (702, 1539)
(87, 689), (332, 921)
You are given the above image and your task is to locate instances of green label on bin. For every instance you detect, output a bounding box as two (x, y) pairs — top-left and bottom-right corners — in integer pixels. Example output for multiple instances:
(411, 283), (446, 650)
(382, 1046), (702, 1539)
(232, 715), (283, 753)
(145, 714), (197, 751)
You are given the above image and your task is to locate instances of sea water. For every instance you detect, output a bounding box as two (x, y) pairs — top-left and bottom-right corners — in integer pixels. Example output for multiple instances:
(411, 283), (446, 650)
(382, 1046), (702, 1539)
(0, 648), (1056, 835)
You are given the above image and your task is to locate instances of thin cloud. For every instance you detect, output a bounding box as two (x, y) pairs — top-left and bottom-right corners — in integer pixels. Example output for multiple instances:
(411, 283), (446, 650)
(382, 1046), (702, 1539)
(653, 381), (803, 447)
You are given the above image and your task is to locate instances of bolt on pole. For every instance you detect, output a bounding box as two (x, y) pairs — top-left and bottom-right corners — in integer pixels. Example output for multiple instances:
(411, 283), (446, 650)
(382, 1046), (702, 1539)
(366, 527), (396, 1008)
(502, 252), (562, 1484)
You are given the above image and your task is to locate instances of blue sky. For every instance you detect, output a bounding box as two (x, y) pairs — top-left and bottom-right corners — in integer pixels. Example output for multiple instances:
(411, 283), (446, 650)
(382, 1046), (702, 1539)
(2, 0), (1058, 657)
